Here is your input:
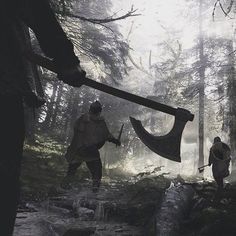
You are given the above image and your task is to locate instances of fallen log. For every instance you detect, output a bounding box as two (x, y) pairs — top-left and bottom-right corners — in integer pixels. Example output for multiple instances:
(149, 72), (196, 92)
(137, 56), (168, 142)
(155, 183), (195, 236)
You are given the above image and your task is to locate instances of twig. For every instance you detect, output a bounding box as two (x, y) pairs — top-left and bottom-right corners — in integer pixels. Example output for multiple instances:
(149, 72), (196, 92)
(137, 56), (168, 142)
(212, 0), (234, 21)
(212, 0), (220, 21)
(63, 8), (140, 24)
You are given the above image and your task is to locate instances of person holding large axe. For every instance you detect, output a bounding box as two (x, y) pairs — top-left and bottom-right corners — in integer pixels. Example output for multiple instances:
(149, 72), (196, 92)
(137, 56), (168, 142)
(0, 0), (86, 235)
(61, 100), (121, 192)
(208, 137), (231, 197)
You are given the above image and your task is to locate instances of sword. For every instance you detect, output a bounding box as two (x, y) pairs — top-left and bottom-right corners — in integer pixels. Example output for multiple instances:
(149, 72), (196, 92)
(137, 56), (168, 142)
(117, 124), (124, 147)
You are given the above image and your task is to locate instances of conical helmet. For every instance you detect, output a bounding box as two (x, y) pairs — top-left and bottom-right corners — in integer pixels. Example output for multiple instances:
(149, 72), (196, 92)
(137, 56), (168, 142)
(89, 100), (102, 114)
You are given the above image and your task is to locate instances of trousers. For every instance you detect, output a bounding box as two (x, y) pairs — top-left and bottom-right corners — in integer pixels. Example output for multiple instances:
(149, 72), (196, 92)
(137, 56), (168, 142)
(67, 158), (102, 184)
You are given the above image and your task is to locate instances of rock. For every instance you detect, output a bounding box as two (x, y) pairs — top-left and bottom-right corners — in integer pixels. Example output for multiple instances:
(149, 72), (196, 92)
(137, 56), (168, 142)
(220, 198), (231, 205)
(77, 199), (97, 210)
(94, 201), (106, 221)
(155, 184), (195, 236)
(41, 201), (71, 215)
(38, 220), (68, 236)
(77, 207), (94, 220)
(114, 228), (124, 232)
(63, 227), (96, 236)
(192, 197), (209, 211)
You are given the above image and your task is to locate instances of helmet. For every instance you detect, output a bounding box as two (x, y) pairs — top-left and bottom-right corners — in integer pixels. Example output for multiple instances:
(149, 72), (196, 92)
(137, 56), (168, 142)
(89, 100), (102, 114)
(213, 136), (221, 143)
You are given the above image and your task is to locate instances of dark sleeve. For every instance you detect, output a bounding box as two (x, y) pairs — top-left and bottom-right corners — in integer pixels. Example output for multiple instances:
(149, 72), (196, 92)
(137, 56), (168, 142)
(103, 121), (114, 141)
(20, 0), (79, 68)
(74, 116), (84, 133)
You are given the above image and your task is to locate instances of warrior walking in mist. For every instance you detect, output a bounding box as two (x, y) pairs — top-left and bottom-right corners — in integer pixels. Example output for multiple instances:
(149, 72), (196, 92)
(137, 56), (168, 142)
(62, 101), (121, 192)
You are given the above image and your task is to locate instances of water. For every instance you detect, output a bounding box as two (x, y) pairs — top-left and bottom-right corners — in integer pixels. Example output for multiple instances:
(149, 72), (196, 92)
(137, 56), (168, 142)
(94, 201), (105, 221)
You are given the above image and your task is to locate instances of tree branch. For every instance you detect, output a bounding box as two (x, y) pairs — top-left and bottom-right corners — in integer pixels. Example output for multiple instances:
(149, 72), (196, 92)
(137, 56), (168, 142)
(61, 6), (140, 24)
(212, 0), (234, 20)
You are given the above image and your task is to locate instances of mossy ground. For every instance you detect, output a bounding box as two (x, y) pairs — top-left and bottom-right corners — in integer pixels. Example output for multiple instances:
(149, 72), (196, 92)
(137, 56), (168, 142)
(20, 136), (90, 201)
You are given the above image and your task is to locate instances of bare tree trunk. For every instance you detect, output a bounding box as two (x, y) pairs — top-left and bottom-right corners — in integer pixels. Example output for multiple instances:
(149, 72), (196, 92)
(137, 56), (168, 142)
(63, 90), (81, 141)
(198, 0), (205, 169)
(227, 40), (236, 168)
(42, 81), (58, 129)
(155, 184), (195, 236)
(64, 88), (75, 142)
(70, 91), (80, 125)
(50, 84), (63, 129)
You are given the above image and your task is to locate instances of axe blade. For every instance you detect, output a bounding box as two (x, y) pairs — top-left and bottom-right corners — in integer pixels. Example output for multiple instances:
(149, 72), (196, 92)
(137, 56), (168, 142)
(130, 108), (190, 162)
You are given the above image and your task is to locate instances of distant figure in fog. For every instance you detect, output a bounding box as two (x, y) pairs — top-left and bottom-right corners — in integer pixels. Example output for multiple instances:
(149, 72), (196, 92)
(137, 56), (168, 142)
(208, 136), (231, 196)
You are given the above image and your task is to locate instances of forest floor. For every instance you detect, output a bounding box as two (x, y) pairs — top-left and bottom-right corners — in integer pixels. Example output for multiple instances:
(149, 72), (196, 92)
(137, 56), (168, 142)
(16, 138), (170, 235)
(180, 179), (236, 236)
(14, 139), (236, 236)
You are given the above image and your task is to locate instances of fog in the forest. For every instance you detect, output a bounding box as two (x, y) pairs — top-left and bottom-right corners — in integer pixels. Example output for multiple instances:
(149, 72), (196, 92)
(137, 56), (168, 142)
(26, 0), (236, 181)
(100, 0), (235, 179)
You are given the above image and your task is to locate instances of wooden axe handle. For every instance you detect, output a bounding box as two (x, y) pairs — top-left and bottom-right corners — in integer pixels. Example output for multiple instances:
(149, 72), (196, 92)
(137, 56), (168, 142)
(26, 51), (194, 121)
(198, 164), (209, 173)
(198, 164), (209, 170)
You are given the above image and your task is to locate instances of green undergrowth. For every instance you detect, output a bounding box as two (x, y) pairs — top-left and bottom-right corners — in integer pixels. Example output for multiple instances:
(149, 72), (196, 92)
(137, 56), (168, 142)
(20, 136), (89, 201)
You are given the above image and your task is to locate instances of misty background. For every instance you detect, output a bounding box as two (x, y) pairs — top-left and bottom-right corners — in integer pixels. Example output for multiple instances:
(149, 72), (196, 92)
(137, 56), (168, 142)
(25, 0), (236, 180)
